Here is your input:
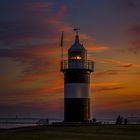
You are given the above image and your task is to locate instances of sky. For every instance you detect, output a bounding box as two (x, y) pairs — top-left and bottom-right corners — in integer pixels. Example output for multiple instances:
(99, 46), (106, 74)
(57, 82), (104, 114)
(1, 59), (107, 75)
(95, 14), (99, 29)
(0, 0), (140, 119)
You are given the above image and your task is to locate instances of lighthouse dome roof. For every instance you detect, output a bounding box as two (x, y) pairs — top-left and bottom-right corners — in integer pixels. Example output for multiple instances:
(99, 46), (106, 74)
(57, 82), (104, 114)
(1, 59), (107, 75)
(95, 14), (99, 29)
(68, 35), (86, 52)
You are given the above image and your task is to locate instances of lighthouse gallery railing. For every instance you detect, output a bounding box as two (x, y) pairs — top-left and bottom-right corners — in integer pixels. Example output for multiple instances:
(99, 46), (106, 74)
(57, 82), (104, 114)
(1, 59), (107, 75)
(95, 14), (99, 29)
(61, 60), (94, 72)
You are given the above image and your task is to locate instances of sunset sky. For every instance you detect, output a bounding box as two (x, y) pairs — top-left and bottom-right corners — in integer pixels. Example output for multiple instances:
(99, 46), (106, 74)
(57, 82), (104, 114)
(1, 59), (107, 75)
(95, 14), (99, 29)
(0, 0), (140, 119)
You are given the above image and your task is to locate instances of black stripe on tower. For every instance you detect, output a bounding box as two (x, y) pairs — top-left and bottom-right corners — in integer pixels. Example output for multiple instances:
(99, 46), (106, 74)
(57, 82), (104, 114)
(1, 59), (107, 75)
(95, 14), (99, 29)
(64, 69), (91, 122)
(64, 69), (90, 83)
(64, 98), (90, 122)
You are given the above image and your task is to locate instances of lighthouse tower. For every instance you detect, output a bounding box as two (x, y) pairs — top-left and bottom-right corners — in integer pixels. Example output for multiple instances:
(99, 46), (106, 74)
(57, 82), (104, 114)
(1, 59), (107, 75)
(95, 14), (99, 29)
(61, 29), (94, 122)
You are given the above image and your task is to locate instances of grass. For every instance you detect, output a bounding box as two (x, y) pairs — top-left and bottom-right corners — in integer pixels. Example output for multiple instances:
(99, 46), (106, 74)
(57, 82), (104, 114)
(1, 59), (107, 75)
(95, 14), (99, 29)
(0, 125), (140, 140)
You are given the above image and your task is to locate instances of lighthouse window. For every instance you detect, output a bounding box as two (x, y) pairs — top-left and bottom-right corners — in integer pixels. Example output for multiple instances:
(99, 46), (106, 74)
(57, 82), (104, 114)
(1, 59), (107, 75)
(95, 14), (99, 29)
(71, 56), (82, 60)
(76, 56), (81, 59)
(69, 51), (82, 60)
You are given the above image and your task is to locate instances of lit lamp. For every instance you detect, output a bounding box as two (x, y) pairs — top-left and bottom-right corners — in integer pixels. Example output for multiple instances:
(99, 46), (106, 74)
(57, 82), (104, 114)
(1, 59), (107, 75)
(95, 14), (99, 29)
(71, 55), (82, 60)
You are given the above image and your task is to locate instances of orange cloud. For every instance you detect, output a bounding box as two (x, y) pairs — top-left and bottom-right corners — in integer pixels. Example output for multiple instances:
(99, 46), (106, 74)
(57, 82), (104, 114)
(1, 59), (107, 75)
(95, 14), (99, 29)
(94, 57), (140, 68)
(94, 70), (126, 78)
(89, 45), (110, 51)
(91, 82), (125, 93)
(0, 78), (63, 105)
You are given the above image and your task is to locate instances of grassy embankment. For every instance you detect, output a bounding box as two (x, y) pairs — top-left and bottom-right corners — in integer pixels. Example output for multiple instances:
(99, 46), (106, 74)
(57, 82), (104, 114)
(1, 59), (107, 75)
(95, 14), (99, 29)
(0, 125), (140, 140)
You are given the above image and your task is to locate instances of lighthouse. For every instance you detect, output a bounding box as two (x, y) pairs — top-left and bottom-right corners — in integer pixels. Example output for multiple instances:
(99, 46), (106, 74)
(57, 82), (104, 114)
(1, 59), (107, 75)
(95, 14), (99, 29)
(61, 29), (94, 122)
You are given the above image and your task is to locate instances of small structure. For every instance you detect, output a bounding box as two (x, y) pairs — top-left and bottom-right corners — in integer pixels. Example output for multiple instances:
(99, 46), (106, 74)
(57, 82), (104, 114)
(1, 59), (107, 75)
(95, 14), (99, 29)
(127, 117), (139, 124)
(37, 119), (49, 126)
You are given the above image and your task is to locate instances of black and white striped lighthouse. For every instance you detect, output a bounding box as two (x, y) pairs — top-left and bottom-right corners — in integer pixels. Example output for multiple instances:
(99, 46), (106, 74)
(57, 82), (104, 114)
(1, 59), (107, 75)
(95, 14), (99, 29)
(61, 29), (94, 122)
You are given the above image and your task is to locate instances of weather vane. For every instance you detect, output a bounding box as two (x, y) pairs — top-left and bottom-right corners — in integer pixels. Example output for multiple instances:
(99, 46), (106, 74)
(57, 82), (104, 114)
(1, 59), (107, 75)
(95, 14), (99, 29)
(73, 28), (80, 35)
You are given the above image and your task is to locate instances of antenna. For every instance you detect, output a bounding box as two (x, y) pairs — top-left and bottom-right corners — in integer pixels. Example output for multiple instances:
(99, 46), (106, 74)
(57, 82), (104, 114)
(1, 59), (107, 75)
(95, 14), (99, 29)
(60, 32), (64, 60)
(73, 28), (80, 36)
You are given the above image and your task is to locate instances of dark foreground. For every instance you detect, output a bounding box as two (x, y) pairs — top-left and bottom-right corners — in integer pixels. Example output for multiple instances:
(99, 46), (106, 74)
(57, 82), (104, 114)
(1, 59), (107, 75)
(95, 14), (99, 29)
(0, 125), (140, 140)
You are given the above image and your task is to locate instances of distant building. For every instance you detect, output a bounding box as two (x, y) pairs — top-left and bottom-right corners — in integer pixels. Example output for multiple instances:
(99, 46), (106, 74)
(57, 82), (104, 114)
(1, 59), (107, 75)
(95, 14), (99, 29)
(127, 117), (139, 124)
(61, 29), (94, 122)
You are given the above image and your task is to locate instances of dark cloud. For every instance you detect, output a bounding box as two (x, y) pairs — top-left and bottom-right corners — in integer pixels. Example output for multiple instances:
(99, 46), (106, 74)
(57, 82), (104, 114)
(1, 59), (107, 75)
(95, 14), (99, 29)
(118, 0), (140, 53)
(0, 0), (68, 77)
(0, 0), (65, 46)
(0, 49), (30, 58)
(128, 25), (140, 53)
(129, 25), (140, 36)
(129, 45), (140, 54)
(120, 64), (134, 68)
(123, 0), (140, 9)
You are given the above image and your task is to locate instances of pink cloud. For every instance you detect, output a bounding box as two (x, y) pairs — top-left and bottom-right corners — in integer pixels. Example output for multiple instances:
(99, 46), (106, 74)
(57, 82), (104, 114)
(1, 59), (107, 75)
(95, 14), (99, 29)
(55, 5), (67, 18)
(87, 44), (111, 52)
(128, 25), (140, 53)
(130, 39), (140, 53)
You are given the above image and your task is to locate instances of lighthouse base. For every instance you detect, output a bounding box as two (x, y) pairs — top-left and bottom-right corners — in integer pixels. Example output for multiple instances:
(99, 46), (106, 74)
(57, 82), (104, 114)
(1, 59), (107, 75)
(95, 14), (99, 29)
(64, 98), (90, 122)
